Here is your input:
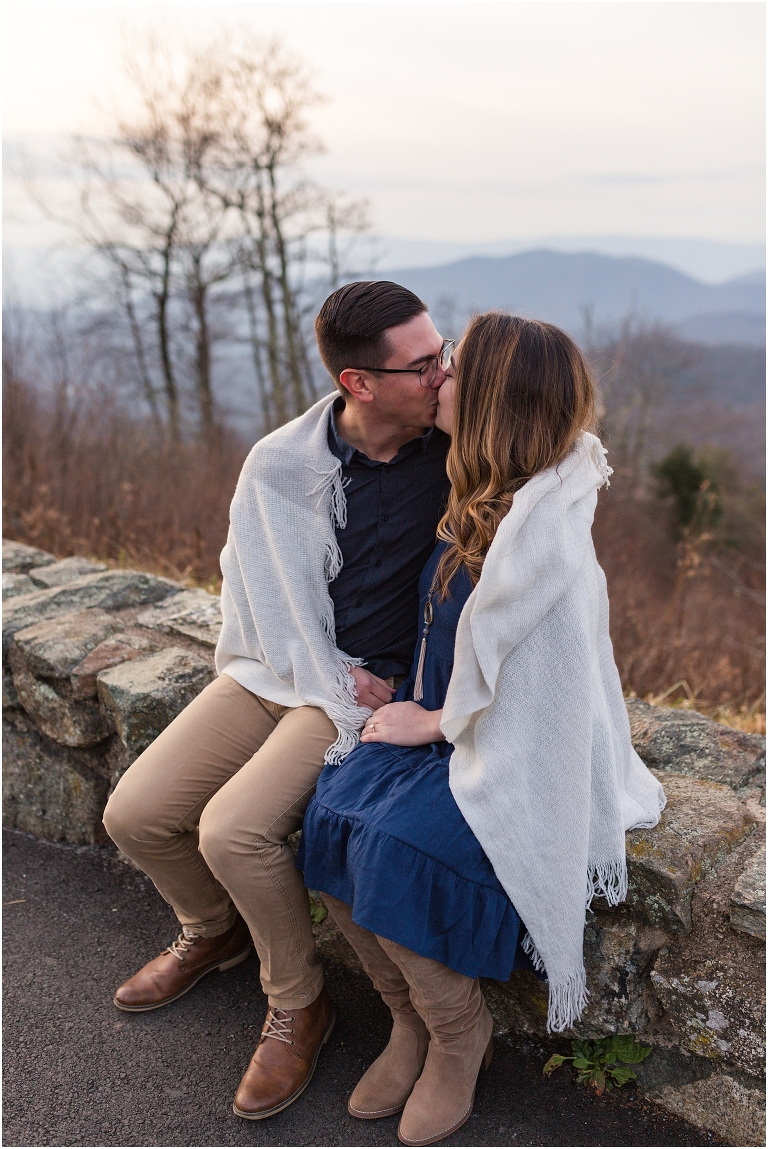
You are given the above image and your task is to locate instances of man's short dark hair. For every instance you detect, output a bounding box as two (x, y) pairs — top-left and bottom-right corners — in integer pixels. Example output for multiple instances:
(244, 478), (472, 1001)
(315, 281), (428, 388)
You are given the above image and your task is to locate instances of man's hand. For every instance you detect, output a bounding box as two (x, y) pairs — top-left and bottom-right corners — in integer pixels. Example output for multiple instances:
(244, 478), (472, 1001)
(360, 701), (444, 746)
(350, 666), (394, 711)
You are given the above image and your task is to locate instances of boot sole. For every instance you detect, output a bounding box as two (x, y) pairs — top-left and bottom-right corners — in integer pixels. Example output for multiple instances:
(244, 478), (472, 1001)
(397, 1037), (493, 1146)
(398, 1098), (473, 1146)
(232, 1013), (336, 1120)
(113, 944), (252, 1012)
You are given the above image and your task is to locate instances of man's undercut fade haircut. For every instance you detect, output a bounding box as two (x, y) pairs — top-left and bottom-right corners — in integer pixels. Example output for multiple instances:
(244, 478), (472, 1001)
(315, 281), (428, 390)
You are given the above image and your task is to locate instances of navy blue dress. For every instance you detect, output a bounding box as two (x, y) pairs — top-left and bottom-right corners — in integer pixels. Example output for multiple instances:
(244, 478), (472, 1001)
(299, 543), (536, 982)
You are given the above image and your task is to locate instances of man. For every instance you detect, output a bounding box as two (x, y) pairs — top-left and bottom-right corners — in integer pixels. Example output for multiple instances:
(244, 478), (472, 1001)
(103, 280), (452, 1119)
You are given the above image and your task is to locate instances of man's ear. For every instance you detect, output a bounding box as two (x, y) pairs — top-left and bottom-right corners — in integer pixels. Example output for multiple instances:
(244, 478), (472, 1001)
(338, 368), (376, 404)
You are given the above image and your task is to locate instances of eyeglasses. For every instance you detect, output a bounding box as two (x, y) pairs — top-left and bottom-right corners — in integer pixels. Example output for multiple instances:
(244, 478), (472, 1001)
(355, 339), (454, 388)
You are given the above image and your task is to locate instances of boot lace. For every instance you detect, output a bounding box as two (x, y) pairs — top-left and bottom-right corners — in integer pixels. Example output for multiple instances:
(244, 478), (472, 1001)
(165, 926), (201, 962)
(261, 1008), (295, 1045)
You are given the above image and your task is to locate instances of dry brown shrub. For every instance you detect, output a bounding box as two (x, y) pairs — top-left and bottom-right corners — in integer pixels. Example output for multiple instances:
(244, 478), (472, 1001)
(4, 374), (764, 714)
(3, 375), (245, 588)
(593, 487), (765, 713)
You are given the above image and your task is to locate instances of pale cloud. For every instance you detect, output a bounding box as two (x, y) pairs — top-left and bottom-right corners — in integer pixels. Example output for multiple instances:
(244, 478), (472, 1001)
(3, 1), (765, 244)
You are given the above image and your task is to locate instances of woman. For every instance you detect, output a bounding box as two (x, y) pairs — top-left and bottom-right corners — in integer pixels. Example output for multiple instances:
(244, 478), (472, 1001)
(298, 312), (666, 1146)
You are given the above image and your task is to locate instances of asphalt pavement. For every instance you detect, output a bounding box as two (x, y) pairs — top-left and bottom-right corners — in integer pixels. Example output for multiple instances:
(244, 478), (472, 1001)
(3, 829), (720, 1148)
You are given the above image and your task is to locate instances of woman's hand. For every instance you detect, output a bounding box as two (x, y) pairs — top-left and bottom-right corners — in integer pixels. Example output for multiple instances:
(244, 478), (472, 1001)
(360, 702), (444, 746)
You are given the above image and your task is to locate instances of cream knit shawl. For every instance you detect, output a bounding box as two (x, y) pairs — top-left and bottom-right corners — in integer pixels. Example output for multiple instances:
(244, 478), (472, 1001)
(441, 432), (666, 1033)
(215, 393), (371, 763)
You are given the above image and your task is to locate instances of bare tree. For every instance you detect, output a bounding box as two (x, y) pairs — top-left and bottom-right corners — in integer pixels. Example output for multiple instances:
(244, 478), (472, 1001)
(592, 321), (699, 494)
(70, 36), (242, 442)
(32, 30), (369, 441)
(193, 34), (369, 429)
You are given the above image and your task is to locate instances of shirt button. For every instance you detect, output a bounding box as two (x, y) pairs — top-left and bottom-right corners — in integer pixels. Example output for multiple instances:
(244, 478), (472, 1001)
(354, 600), (362, 607)
(374, 560), (382, 568)
(382, 465), (389, 473)
(382, 515), (389, 522)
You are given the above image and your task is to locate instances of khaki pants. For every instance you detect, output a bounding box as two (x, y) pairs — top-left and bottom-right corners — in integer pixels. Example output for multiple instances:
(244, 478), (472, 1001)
(103, 673), (338, 1009)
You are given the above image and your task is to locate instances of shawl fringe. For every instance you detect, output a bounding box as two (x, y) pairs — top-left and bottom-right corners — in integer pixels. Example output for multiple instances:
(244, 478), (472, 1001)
(521, 933), (590, 1032)
(589, 438), (614, 487)
(321, 646), (366, 763)
(521, 931), (546, 972)
(308, 463), (349, 529)
(586, 858), (628, 909)
(522, 855), (628, 1031)
(547, 971), (590, 1034)
(325, 726), (361, 765)
(309, 464), (350, 587)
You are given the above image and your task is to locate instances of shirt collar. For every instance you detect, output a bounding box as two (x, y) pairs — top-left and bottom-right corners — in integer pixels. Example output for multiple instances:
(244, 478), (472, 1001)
(327, 397), (434, 465)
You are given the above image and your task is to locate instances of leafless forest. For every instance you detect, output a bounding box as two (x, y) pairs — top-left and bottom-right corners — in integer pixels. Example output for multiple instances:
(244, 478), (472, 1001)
(4, 36), (765, 729)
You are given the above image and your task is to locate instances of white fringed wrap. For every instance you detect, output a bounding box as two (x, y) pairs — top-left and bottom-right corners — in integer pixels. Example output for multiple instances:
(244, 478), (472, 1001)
(441, 433), (666, 1032)
(215, 393), (371, 764)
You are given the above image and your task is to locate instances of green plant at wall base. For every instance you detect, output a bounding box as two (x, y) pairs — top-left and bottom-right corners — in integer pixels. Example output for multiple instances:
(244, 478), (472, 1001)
(308, 891), (328, 925)
(543, 1036), (652, 1095)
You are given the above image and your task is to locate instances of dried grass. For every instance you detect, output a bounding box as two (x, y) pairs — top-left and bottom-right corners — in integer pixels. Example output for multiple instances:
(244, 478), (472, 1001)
(593, 490), (764, 714)
(3, 376), (244, 589)
(4, 375), (765, 718)
(639, 697), (766, 736)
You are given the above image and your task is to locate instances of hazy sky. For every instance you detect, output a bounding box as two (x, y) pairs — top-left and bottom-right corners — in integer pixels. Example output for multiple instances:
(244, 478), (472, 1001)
(3, 0), (766, 249)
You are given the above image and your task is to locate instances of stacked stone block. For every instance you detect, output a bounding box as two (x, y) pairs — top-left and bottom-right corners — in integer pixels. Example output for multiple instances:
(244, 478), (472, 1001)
(2, 540), (764, 1144)
(2, 540), (220, 841)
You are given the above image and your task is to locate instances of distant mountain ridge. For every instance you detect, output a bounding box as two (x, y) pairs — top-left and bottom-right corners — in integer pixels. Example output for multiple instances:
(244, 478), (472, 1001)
(726, 270), (766, 289)
(371, 234), (765, 283)
(388, 250), (765, 346)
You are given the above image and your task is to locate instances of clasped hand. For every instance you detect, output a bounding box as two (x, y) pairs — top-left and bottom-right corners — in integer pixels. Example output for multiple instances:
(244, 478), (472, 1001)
(349, 667), (443, 746)
(361, 701), (444, 746)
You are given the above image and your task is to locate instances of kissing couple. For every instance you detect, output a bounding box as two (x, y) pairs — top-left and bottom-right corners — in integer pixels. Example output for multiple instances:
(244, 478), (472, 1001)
(104, 281), (665, 1145)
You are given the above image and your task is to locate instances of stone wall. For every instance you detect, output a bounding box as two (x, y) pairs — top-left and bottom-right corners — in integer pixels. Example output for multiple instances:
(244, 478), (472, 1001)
(3, 540), (765, 1145)
(3, 541), (220, 842)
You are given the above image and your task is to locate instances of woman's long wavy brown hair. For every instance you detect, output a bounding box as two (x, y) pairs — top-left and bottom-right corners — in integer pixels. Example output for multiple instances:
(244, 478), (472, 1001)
(435, 312), (597, 597)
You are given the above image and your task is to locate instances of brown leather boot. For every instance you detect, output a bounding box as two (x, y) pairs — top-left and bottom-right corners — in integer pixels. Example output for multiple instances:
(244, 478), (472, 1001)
(374, 939), (494, 1147)
(348, 1007), (430, 1120)
(113, 918), (252, 1012)
(233, 986), (335, 1120)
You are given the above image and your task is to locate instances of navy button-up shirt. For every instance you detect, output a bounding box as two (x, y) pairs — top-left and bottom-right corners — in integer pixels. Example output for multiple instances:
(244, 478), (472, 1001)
(327, 399), (451, 680)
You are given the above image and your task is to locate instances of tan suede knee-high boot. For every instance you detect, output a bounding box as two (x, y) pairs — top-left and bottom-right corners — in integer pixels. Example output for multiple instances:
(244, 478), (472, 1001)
(377, 937), (494, 1146)
(322, 894), (429, 1119)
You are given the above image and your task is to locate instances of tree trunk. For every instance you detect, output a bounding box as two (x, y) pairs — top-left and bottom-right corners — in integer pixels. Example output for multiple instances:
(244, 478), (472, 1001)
(117, 261), (163, 432)
(156, 235), (181, 444)
(190, 260), (215, 443)
(249, 180), (288, 426)
(267, 164), (307, 416)
(243, 271), (272, 433)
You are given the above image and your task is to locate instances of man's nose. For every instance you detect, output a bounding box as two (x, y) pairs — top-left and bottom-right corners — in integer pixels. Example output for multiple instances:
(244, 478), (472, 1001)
(429, 366), (446, 389)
